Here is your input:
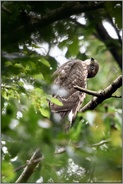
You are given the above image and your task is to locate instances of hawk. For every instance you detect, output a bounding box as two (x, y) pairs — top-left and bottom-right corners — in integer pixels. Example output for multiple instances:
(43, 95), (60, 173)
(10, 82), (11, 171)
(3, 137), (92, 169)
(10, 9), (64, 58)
(50, 58), (99, 129)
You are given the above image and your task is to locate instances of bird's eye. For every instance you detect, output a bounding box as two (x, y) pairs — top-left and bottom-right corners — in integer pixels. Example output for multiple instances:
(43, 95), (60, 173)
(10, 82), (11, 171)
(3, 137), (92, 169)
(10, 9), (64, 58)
(90, 65), (94, 70)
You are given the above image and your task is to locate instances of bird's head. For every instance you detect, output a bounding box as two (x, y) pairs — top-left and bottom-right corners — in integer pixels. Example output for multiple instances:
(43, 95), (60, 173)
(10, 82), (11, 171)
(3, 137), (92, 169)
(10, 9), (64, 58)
(84, 58), (99, 78)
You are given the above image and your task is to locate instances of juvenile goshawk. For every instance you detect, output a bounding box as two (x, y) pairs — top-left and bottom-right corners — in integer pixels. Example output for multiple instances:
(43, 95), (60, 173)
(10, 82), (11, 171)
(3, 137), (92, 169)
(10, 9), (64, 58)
(50, 58), (99, 128)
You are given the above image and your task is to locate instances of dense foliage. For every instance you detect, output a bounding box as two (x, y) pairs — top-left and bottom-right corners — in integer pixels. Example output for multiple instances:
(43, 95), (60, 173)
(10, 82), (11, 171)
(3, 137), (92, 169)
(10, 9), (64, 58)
(1, 1), (122, 183)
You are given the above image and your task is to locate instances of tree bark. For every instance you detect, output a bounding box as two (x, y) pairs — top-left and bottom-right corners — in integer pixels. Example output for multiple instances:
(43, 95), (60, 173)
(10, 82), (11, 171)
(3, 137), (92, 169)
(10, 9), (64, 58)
(79, 75), (122, 112)
(16, 149), (43, 183)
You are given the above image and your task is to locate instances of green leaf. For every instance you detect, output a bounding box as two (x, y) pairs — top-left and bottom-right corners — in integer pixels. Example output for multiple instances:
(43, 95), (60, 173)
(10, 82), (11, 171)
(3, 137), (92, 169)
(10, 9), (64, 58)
(31, 43), (41, 48)
(34, 87), (44, 94)
(14, 63), (23, 68)
(33, 74), (44, 80)
(2, 161), (16, 182)
(39, 58), (50, 67)
(68, 36), (79, 56)
(18, 81), (24, 86)
(50, 97), (63, 106)
(39, 107), (50, 118)
(5, 61), (12, 67)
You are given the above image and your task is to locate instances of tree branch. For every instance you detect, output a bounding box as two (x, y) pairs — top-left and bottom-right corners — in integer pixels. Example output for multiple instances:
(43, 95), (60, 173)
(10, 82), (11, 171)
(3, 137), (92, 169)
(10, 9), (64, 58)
(74, 86), (101, 97)
(95, 22), (122, 69)
(2, 2), (105, 46)
(108, 16), (122, 46)
(54, 139), (110, 155)
(84, 10), (122, 70)
(111, 95), (122, 98)
(1, 5), (12, 14)
(74, 86), (122, 98)
(80, 75), (122, 112)
(29, 2), (105, 28)
(15, 149), (43, 183)
(91, 139), (111, 147)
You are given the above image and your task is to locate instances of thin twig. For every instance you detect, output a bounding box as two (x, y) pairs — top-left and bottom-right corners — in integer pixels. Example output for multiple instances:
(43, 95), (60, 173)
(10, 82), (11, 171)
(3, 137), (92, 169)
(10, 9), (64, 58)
(14, 164), (27, 172)
(111, 95), (122, 98)
(15, 149), (43, 183)
(74, 86), (101, 97)
(1, 5), (12, 14)
(54, 147), (66, 155)
(91, 139), (110, 147)
(54, 139), (110, 155)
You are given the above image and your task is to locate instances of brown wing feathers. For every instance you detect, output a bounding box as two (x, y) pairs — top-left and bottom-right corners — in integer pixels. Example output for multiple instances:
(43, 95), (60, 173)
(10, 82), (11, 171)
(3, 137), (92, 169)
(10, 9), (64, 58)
(50, 60), (88, 120)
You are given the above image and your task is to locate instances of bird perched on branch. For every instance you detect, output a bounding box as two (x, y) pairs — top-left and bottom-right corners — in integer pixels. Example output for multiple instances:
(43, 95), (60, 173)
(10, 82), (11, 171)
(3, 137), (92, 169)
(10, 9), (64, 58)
(50, 58), (99, 130)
